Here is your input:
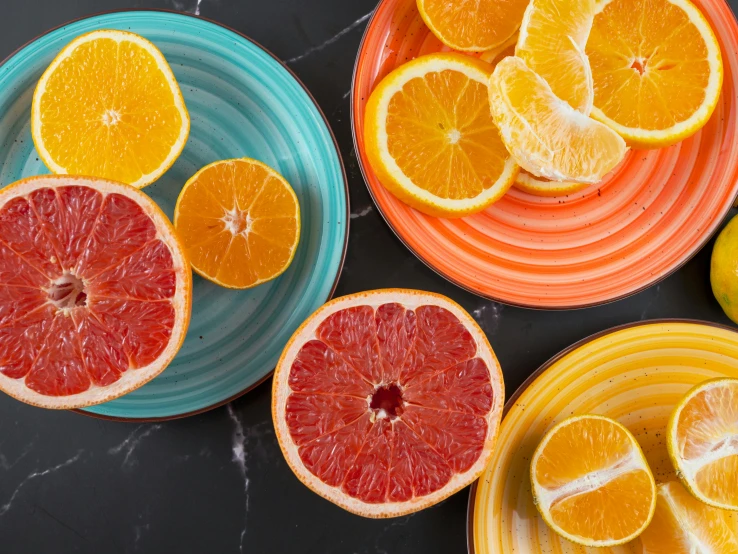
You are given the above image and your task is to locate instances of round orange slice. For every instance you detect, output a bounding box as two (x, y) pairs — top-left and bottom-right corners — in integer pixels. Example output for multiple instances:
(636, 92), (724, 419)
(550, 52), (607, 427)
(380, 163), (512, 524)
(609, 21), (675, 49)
(667, 378), (738, 511)
(531, 414), (657, 546)
(174, 158), (300, 289)
(489, 56), (627, 183)
(365, 53), (519, 218)
(417, 0), (529, 52)
(587, 0), (723, 148)
(272, 289), (504, 518)
(32, 30), (190, 188)
(0, 175), (191, 409)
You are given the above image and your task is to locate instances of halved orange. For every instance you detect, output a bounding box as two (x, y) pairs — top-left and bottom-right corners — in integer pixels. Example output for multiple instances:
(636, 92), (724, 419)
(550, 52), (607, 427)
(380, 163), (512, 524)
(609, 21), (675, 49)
(530, 414), (657, 547)
(640, 481), (738, 554)
(516, 0), (596, 114)
(417, 0), (529, 52)
(586, 0), (723, 148)
(0, 175), (191, 409)
(32, 30), (190, 188)
(272, 289), (504, 517)
(667, 378), (738, 511)
(365, 53), (518, 218)
(489, 56), (627, 183)
(174, 158), (300, 289)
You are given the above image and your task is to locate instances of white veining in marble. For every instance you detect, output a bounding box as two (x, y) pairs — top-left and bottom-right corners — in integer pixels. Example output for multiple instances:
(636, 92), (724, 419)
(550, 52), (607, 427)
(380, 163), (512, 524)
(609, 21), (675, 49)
(286, 11), (373, 64)
(170, 0), (204, 14)
(0, 444), (32, 471)
(640, 285), (661, 320)
(472, 302), (504, 336)
(351, 206), (373, 219)
(108, 424), (163, 469)
(227, 404), (249, 553)
(0, 451), (83, 516)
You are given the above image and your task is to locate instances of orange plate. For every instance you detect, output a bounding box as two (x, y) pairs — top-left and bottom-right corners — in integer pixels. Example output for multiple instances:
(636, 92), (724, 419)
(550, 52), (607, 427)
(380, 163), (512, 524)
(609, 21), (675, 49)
(352, 0), (738, 309)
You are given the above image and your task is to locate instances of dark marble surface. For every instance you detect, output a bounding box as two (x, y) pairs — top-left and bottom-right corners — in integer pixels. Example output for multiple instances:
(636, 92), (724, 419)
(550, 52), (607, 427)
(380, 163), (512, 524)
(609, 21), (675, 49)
(0, 0), (736, 552)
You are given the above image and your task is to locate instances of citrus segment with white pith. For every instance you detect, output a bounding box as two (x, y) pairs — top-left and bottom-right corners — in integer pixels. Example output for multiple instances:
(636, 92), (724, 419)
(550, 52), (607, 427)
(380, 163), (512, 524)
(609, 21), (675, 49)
(272, 289), (504, 518)
(0, 175), (191, 409)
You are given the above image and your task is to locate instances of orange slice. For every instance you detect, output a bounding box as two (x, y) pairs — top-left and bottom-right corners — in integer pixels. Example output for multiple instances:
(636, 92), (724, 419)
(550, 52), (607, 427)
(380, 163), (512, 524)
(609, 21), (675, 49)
(586, 0), (723, 148)
(417, 0), (529, 52)
(489, 56), (627, 183)
(364, 53), (518, 218)
(174, 158), (300, 289)
(640, 481), (738, 554)
(530, 414), (657, 547)
(479, 33), (518, 65)
(516, 0), (596, 114)
(32, 30), (190, 188)
(513, 171), (590, 197)
(0, 175), (191, 409)
(667, 378), (738, 511)
(272, 289), (504, 517)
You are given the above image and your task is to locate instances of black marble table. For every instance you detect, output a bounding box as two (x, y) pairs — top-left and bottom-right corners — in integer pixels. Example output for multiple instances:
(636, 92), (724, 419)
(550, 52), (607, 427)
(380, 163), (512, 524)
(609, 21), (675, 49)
(0, 0), (736, 552)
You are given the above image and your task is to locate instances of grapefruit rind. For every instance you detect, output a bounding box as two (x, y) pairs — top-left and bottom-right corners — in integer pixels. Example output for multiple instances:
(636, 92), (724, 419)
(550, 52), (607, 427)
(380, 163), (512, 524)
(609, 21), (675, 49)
(272, 289), (504, 518)
(0, 175), (192, 410)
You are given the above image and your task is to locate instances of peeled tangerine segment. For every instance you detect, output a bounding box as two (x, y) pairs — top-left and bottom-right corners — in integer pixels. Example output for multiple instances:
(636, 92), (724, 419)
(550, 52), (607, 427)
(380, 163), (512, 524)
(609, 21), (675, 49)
(640, 481), (738, 554)
(516, 0), (596, 114)
(489, 56), (627, 184)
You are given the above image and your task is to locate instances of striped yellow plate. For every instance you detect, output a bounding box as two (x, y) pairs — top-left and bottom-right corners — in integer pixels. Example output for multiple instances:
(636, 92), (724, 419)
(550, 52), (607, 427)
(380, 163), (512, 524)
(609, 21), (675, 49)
(468, 320), (738, 554)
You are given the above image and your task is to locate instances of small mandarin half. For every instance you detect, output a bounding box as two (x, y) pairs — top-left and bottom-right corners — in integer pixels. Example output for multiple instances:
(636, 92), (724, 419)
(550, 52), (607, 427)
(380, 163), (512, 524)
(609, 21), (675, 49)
(364, 52), (518, 218)
(174, 158), (300, 289)
(272, 289), (504, 518)
(31, 30), (190, 188)
(530, 414), (657, 547)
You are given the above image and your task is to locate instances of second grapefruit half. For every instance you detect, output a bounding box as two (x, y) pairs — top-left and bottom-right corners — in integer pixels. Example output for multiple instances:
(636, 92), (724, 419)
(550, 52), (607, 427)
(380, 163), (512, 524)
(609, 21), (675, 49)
(272, 289), (504, 518)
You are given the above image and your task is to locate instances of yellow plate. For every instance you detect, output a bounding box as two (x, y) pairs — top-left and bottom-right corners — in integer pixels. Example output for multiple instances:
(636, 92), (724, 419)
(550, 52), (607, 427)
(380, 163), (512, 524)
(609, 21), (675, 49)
(468, 320), (738, 554)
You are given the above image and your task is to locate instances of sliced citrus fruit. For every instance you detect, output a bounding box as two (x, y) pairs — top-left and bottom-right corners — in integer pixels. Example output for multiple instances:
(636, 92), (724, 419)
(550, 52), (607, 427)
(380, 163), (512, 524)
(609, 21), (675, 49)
(513, 171), (591, 197)
(365, 53), (518, 218)
(530, 414), (657, 546)
(0, 175), (191, 409)
(640, 481), (738, 554)
(586, 0), (723, 148)
(32, 30), (190, 188)
(417, 0), (529, 52)
(174, 158), (300, 289)
(479, 33), (518, 65)
(489, 56), (627, 183)
(516, 0), (596, 114)
(667, 378), (738, 511)
(272, 289), (504, 518)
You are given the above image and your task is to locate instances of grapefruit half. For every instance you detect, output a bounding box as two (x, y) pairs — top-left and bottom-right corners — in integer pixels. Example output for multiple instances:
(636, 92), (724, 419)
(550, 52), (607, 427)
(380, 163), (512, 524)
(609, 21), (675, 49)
(0, 175), (191, 409)
(272, 289), (504, 518)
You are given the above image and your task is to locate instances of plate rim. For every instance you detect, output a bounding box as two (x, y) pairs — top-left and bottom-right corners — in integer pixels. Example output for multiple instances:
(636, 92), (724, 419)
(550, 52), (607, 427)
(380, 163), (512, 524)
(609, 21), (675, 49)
(465, 317), (738, 554)
(0, 7), (350, 423)
(350, 0), (738, 311)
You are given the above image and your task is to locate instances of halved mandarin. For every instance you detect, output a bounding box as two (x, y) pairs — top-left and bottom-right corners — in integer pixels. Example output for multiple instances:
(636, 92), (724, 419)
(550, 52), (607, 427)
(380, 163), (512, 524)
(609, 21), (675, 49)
(174, 158), (300, 289)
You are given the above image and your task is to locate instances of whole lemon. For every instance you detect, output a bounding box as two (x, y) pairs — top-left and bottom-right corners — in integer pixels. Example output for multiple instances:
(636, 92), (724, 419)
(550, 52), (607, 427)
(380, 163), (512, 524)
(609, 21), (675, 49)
(711, 214), (738, 323)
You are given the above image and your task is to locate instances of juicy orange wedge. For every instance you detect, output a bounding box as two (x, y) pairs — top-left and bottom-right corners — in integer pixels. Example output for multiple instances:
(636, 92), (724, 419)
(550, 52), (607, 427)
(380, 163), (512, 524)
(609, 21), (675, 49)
(640, 481), (738, 554)
(489, 56), (626, 183)
(417, 0), (529, 52)
(587, 0), (723, 148)
(531, 414), (657, 547)
(32, 30), (189, 188)
(365, 52), (518, 218)
(516, 0), (596, 114)
(174, 158), (300, 289)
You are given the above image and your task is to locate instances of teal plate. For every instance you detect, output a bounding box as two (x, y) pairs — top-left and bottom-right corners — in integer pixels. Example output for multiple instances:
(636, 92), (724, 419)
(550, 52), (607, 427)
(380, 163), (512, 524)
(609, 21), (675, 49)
(0, 10), (349, 420)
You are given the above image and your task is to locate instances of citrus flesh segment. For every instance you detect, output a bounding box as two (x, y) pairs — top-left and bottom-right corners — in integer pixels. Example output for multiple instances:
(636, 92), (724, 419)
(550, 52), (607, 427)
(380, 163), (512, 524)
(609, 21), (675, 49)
(32, 30), (190, 188)
(174, 158), (300, 289)
(640, 481), (738, 554)
(480, 34), (518, 66)
(516, 0), (596, 114)
(364, 53), (519, 218)
(489, 56), (627, 183)
(0, 175), (191, 409)
(530, 414), (656, 546)
(513, 170), (591, 197)
(667, 378), (738, 511)
(416, 0), (529, 52)
(586, 0), (723, 148)
(272, 290), (504, 518)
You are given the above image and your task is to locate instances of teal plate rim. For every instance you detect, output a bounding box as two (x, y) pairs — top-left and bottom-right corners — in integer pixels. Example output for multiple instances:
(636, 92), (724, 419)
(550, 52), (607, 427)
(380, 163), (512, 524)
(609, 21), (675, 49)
(0, 8), (350, 423)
